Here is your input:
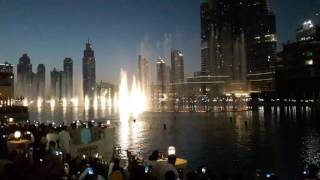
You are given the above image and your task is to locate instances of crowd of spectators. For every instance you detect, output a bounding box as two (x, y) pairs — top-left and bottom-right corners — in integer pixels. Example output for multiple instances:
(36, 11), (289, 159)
(0, 121), (318, 180)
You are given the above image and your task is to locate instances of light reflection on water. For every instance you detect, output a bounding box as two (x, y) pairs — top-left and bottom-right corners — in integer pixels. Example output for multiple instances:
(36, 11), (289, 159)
(25, 105), (320, 179)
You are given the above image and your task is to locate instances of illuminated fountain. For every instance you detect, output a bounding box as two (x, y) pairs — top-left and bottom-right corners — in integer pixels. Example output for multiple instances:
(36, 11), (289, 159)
(118, 69), (147, 120)
(101, 94), (107, 108)
(23, 98), (29, 107)
(84, 95), (90, 111)
(37, 97), (43, 109)
(62, 98), (67, 109)
(71, 97), (79, 107)
(93, 96), (98, 110)
(50, 98), (55, 111)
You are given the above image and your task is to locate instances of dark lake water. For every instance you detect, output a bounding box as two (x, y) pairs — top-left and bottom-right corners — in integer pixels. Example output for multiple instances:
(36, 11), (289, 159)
(28, 106), (320, 179)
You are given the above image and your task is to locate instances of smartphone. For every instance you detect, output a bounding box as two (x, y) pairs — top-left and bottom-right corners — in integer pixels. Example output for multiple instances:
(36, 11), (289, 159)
(201, 167), (206, 174)
(88, 167), (94, 175)
(145, 165), (152, 173)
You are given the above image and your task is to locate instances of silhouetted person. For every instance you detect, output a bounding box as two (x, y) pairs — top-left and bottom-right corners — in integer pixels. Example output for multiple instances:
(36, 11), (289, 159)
(165, 171), (176, 180)
(163, 124), (167, 130)
(304, 164), (320, 180)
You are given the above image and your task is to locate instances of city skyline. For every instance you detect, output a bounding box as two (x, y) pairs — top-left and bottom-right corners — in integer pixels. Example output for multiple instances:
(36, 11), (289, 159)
(0, 0), (319, 85)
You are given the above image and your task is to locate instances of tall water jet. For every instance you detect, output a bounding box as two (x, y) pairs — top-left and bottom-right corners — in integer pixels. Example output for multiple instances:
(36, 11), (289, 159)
(50, 98), (55, 111)
(71, 97), (79, 107)
(37, 97), (43, 109)
(23, 98), (28, 107)
(93, 95), (98, 110)
(118, 69), (147, 120)
(84, 95), (90, 111)
(101, 95), (107, 108)
(62, 98), (67, 108)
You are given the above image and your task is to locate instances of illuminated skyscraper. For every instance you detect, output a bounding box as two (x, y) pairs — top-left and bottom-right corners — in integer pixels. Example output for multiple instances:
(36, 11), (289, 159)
(82, 41), (96, 97)
(51, 68), (66, 99)
(156, 57), (169, 94)
(171, 50), (184, 84)
(296, 20), (320, 42)
(138, 55), (150, 94)
(200, 0), (276, 75)
(17, 54), (32, 97)
(0, 62), (14, 99)
(64, 58), (73, 98)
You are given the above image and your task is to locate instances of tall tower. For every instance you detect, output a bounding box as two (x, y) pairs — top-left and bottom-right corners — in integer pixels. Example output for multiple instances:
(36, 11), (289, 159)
(0, 62), (14, 99)
(138, 55), (150, 94)
(36, 64), (46, 98)
(156, 57), (169, 94)
(200, 0), (276, 76)
(171, 50), (184, 83)
(17, 54), (32, 97)
(64, 58), (73, 98)
(51, 68), (59, 98)
(82, 41), (96, 98)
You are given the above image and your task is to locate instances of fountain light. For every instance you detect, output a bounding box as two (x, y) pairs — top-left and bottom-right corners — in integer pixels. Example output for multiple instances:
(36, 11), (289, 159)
(37, 97), (43, 109)
(101, 95), (107, 107)
(84, 96), (90, 110)
(50, 98), (55, 111)
(93, 96), (98, 110)
(62, 98), (67, 108)
(118, 69), (147, 119)
(23, 98), (28, 107)
(71, 97), (79, 107)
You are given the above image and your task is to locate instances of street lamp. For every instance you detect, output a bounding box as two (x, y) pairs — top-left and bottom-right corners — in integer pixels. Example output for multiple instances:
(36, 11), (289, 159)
(14, 131), (21, 140)
(168, 146), (176, 156)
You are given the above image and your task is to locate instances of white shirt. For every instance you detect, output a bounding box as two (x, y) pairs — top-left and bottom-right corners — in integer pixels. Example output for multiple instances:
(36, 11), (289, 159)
(46, 132), (59, 149)
(58, 130), (71, 154)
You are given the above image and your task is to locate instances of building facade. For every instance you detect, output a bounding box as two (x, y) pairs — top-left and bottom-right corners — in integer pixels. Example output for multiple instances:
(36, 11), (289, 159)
(0, 62), (14, 100)
(64, 58), (73, 98)
(36, 64), (46, 98)
(83, 41), (96, 98)
(171, 50), (184, 84)
(138, 55), (150, 94)
(276, 21), (320, 100)
(199, 0), (276, 94)
(17, 54), (32, 97)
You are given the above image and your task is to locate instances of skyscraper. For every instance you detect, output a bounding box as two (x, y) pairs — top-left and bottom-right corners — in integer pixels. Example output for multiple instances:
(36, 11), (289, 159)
(171, 50), (185, 84)
(17, 54), (32, 97)
(138, 55), (150, 94)
(156, 57), (169, 94)
(0, 62), (14, 100)
(64, 58), (73, 98)
(200, 0), (276, 76)
(82, 41), (96, 97)
(51, 68), (66, 99)
(51, 68), (59, 98)
(36, 64), (46, 98)
(296, 20), (320, 42)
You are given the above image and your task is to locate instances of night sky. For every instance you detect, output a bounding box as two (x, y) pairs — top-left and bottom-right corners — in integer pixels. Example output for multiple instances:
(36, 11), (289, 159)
(0, 0), (319, 84)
